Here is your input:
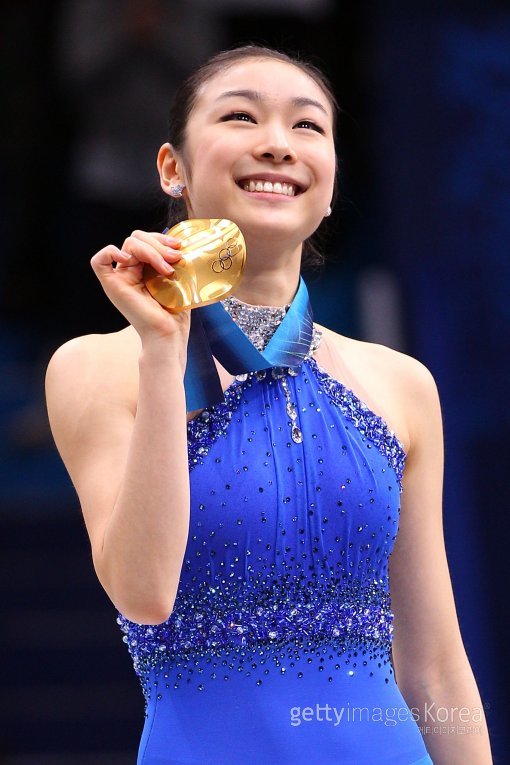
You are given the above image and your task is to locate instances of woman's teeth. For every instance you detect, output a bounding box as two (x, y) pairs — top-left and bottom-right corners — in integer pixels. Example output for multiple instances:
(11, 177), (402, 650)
(242, 180), (297, 196)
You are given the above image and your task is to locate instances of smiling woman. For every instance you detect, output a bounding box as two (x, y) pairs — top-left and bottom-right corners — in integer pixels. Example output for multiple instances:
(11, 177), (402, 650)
(45, 45), (491, 765)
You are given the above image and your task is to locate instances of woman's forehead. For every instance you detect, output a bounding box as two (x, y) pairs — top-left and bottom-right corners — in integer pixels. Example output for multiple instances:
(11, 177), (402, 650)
(194, 58), (333, 117)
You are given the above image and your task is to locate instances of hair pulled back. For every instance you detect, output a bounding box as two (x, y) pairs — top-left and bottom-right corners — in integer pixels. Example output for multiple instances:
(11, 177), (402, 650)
(165, 44), (339, 271)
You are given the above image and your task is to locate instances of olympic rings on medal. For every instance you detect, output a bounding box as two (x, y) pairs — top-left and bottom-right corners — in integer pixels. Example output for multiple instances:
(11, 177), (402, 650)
(212, 239), (241, 273)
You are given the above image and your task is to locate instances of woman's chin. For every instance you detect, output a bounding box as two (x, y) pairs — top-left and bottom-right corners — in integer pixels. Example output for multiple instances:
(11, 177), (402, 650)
(240, 215), (316, 247)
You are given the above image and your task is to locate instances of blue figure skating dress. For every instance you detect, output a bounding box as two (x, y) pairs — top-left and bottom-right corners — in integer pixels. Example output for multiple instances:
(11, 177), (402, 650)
(117, 307), (433, 765)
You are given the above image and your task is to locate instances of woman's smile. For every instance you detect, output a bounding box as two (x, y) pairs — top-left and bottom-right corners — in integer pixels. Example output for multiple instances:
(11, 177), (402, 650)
(235, 172), (306, 198)
(238, 180), (299, 197)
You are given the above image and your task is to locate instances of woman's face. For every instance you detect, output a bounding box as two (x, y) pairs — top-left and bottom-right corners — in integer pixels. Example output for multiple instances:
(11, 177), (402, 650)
(170, 58), (336, 251)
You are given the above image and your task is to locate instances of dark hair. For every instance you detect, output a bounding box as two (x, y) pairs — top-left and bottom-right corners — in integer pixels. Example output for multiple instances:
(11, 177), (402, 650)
(165, 44), (339, 271)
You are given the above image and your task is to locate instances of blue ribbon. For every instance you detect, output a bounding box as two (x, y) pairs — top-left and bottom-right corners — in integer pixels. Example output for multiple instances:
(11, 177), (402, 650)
(184, 275), (314, 411)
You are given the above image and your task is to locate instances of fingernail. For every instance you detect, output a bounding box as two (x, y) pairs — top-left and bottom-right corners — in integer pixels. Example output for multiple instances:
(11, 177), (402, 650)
(163, 262), (174, 273)
(165, 236), (181, 246)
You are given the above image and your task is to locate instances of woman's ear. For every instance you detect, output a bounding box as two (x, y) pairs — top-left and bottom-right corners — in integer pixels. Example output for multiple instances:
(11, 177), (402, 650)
(157, 143), (185, 197)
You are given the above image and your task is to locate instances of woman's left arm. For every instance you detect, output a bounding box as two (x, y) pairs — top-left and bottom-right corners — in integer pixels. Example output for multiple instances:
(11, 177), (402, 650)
(389, 358), (492, 765)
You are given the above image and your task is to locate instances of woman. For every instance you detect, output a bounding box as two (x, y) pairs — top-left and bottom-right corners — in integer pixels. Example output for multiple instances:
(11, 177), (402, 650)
(46, 45), (492, 765)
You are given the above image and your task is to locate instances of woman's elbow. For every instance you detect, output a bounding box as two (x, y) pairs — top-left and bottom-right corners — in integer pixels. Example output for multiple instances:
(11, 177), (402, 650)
(114, 596), (176, 626)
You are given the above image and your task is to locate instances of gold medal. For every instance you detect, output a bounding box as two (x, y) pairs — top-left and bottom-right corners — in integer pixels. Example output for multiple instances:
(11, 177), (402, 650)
(143, 219), (246, 312)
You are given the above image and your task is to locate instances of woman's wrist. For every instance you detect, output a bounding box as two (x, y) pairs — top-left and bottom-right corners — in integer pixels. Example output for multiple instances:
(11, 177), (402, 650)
(138, 333), (188, 378)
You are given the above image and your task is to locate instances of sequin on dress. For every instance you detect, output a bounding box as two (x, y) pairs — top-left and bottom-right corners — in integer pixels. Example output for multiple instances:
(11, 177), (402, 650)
(117, 296), (433, 765)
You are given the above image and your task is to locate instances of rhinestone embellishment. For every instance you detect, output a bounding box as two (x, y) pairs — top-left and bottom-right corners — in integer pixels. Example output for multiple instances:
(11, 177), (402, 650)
(221, 294), (290, 352)
(117, 577), (393, 691)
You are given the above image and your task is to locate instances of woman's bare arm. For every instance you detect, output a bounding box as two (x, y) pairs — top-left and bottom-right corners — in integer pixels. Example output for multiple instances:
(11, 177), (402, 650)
(46, 231), (192, 624)
(46, 330), (189, 625)
(389, 357), (492, 764)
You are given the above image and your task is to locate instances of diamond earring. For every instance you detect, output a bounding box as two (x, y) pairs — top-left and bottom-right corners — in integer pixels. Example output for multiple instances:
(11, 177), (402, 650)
(325, 205), (332, 217)
(169, 183), (185, 198)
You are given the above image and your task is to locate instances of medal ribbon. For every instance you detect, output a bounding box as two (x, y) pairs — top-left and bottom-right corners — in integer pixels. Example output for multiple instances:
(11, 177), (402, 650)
(184, 275), (314, 411)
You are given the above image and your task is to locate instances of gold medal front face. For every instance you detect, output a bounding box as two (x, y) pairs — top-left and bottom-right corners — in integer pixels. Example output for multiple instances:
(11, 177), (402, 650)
(143, 219), (246, 312)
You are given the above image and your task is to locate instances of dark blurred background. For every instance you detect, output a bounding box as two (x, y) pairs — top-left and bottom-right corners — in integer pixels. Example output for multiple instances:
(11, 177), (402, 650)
(1, 1), (508, 763)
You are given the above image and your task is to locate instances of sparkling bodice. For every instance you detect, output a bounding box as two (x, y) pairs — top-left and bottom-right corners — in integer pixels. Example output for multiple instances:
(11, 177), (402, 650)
(118, 351), (406, 699)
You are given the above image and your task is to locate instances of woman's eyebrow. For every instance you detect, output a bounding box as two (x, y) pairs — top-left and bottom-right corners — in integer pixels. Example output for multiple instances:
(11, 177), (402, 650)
(215, 89), (328, 116)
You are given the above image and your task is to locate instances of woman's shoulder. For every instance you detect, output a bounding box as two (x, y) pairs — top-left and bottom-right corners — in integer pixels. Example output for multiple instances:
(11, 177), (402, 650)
(48, 325), (140, 371)
(46, 326), (140, 411)
(315, 322), (437, 390)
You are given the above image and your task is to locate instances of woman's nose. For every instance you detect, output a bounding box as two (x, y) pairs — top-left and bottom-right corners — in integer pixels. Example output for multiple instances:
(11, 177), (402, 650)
(253, 130), (297, 163)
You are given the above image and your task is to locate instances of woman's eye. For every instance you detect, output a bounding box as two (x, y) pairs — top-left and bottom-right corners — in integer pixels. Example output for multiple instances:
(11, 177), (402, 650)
(221, 112), (255, 123)
(295, 119), (324, 134)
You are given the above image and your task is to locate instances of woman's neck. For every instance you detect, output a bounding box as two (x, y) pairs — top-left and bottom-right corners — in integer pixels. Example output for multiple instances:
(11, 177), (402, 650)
(230, 242), (302, 307)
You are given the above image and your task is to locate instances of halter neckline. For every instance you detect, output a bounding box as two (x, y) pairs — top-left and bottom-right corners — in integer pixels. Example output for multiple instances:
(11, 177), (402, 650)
(221, 293), (292, 351)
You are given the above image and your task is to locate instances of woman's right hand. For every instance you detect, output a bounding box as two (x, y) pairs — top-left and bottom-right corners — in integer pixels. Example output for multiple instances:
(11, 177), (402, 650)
(90, 230), (191, 345)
